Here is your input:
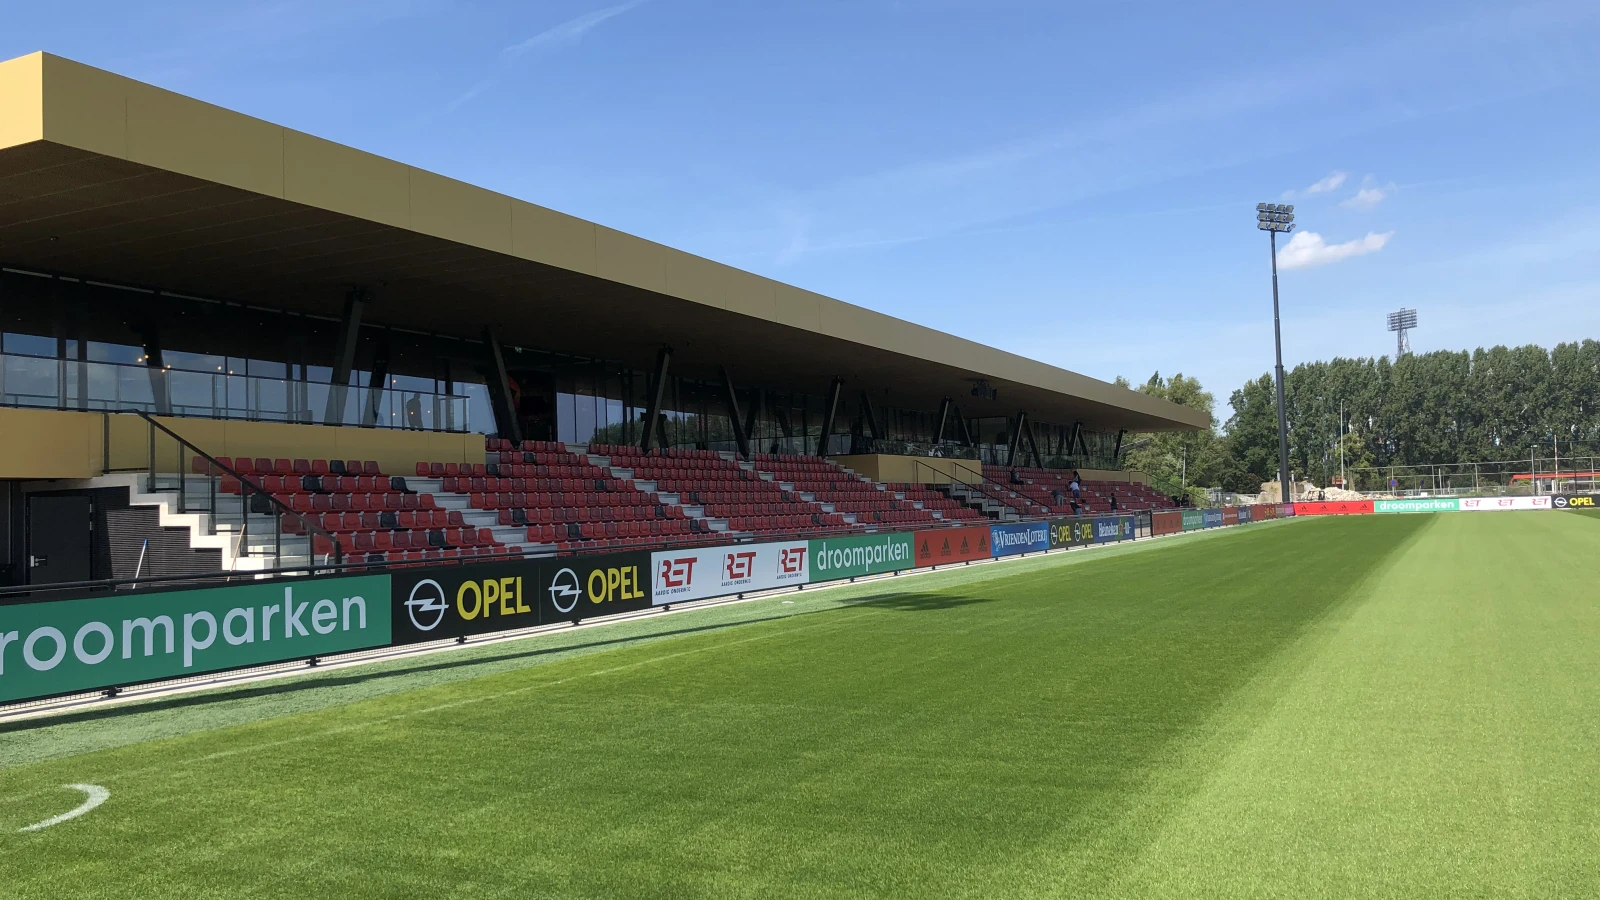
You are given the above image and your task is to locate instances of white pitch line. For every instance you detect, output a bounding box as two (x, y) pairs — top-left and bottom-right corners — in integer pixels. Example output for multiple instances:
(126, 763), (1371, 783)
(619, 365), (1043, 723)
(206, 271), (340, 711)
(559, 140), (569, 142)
(18, 784), (108, 832)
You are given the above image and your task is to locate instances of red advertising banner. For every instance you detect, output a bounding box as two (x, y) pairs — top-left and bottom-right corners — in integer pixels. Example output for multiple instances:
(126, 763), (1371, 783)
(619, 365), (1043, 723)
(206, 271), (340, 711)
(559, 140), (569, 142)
(1152, 511), (1183, 535)
(1293, 500), (1374, 516)
(1222, 506), (1239, 525)
(914, 526), (991, 565)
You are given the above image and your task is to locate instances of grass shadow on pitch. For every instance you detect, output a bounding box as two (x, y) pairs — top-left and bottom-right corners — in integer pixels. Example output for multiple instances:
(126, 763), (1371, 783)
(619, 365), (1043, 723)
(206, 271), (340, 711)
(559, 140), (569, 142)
(852, 591), (998, 612)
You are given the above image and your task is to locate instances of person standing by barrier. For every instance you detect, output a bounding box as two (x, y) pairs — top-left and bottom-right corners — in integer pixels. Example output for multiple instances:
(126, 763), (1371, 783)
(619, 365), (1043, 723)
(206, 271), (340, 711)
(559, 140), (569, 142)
(1108, 492), (1118, 513)
(1069, 472), (1082, 501)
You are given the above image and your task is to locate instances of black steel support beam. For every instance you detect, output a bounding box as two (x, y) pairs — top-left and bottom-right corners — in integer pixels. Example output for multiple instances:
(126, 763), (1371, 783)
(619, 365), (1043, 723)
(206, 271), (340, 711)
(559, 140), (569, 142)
(953, 404), (976, 448)
(1024, 415), (1044, 468)
(932, 397), (951, 445)
(860, 391), (882, 440)
(816, 377), (843, 457)
(1068, 420), (1083, 460)
(362, 330), (392, 428)
(1113, 429), (1126, 463)
(1005, 411), (1025, 467)
(323, 289), (367, 425)
(774, 406), (793, 439)
(137, 322), (171, 416)
(721, 367), (750, 459)
(481, 326), (523, 446)
(743, 389), (765, 452)
(638, 346), (673, 452)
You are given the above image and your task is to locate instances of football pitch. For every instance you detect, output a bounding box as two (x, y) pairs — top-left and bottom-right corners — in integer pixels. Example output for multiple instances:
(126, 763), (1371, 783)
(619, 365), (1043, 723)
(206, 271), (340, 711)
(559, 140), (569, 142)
(4, 512), (1599, 899)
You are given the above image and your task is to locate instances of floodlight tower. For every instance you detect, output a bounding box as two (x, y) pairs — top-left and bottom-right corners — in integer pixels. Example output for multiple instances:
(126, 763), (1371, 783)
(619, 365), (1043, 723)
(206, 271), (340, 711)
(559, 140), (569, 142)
(1256, 203), (1295, 504)
(1387, 308), (1418, 359)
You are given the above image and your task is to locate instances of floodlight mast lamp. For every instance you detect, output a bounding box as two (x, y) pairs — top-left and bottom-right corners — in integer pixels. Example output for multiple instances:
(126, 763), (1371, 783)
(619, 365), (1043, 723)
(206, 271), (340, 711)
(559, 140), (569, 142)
(1256, 203), (1295, 504)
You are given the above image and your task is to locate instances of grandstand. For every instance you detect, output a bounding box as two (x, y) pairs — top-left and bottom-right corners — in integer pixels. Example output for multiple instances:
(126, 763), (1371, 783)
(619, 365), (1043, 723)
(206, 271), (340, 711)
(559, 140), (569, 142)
(0, 51), (1204, 588)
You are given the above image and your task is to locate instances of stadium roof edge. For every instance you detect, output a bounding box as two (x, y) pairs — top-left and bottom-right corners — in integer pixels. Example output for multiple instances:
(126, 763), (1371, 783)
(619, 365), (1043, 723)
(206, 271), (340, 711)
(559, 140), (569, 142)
(0, 51), (1207, 432)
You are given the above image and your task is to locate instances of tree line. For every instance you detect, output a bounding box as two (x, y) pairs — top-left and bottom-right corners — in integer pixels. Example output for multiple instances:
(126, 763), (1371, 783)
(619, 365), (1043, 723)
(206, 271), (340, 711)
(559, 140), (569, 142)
(1118, 339), (1600, 500)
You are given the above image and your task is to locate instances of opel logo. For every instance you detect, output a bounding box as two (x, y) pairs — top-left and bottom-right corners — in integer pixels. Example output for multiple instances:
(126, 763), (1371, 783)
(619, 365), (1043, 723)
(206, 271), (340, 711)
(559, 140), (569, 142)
(1555, 496), (1568, 508)
(549, 568), (581, 614)
(405, 579), (448, 632)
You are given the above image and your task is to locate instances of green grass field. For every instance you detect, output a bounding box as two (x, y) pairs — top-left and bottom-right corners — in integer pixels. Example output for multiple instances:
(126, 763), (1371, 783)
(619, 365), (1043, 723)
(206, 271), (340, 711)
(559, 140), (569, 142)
(4, 512), (1600, 899)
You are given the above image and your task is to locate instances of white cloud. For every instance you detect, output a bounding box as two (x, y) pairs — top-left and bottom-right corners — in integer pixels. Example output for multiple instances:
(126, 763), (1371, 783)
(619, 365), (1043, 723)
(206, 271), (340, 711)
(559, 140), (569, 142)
(1341, 175), (1395, 209)
(1277, 231), (1394, 270)
(1305, 171), (1348, 194)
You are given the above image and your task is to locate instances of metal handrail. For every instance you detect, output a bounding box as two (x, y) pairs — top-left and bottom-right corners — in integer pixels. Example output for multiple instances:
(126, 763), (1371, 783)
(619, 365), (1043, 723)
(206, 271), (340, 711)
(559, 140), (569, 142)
(116, 410), (344, 567)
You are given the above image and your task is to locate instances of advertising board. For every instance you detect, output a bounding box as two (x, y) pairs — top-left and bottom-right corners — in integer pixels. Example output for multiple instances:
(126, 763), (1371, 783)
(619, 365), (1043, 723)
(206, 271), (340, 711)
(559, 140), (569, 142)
(990, 521), (1051, 557)
(1181, 510), (1204, 531)
(1202, 509), (1224, 528)
(914, 526), (991, 565)
(389, 551), (651, 642)
(0, 575), (391, 704)
(1152, 511), (1183, 535)
(1222, 506), (1239, 526)
(1254, 504), (1276, 520)
(650, 541), (809, 605)
(1553, 494), (1600, 510)
(1280, 503), (1295, 516)
(1293, 500), (1375, 516)
(1237, 506), (1253, 523)
(809, 533), (915, 581)
(1091, 516), (1135, 543)
(1048, 518), (1097, 549)
(1374, 498), (1460, 514)
(1458, 497), (1552, 512)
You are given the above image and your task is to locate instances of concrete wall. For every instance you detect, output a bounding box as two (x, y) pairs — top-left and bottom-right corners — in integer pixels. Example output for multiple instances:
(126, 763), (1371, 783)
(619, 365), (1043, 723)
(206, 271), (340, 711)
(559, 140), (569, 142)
(832, 455), (985, 486)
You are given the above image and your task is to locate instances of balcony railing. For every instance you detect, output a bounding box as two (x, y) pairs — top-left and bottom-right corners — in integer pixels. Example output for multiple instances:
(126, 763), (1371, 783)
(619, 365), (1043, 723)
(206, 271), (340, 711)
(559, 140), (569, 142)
(0, 352), (470, 432)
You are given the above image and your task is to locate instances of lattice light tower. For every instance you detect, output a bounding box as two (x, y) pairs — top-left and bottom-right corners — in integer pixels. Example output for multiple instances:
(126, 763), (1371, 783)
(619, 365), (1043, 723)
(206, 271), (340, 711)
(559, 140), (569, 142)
(1387, 308), (1417, 359)
(1256, 203), (1295, 503)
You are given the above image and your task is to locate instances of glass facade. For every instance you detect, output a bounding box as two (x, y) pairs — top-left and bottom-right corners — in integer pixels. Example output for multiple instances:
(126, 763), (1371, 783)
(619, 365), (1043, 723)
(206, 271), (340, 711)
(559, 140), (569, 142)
(0, 267), (1125, 469)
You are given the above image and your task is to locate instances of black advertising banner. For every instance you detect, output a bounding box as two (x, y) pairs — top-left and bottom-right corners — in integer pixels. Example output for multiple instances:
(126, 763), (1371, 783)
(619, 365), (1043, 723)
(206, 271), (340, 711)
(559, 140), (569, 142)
(391, 559), (542, 644)
(1553, 494), (1600, 510)
(1047, 518), (1097, 549)
(540, 551), (652, 623)
(390, 550), (651, 643)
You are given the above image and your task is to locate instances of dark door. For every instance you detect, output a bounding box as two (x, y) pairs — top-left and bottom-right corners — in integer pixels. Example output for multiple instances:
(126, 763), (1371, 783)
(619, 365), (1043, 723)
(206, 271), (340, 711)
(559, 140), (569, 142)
(28, 494), (93, 585)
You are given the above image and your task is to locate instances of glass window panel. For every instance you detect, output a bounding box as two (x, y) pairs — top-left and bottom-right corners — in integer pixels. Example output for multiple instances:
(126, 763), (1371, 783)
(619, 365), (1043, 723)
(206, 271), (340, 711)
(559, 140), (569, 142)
(3, 333), (56, 358)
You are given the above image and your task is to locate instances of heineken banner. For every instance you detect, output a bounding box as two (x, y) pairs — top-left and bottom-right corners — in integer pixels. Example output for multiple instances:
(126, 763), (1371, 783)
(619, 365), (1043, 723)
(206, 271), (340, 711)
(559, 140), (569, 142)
(1092, 516), (1135, 543)
(1374, 498), (1459, 514)
(1554, 494), (1600, 510)
(809, 533), (915, 580)
(990, 521), (1051, 557)
(0, 575), (391, 704)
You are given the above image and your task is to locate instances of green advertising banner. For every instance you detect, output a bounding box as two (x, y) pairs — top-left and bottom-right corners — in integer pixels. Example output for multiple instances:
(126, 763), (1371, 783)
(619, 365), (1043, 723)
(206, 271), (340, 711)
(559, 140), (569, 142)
(0, 575), (391, 703)
(1181, 510), (1204, 531)
(809, 532), (916, 581)
(1374, 498), (1461, 514)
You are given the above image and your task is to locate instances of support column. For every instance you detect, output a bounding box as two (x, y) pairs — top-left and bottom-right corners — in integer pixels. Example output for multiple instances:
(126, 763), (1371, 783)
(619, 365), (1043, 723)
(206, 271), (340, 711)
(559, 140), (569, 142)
(953, 404), (976, 448)
(323, 289), (368, 425)
(1113, 429), (1126, 463)
(481, 326), (523, 446)
(932, 397), (952, 445)
(816, 377), (843, 457)
(638, 347), (673, 452)
(721, 366), (750, 459)
(362, 330), (392, 428)
(1068, 420), (1084, 460)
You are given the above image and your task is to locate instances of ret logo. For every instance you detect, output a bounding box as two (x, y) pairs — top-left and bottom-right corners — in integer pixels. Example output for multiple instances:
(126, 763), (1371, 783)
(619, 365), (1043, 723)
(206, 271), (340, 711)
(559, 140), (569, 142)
(405, 579), (448, 632)
(548, 568), (582, 614)
(658, 557), (697, 590)
(724, 551), (756, 582)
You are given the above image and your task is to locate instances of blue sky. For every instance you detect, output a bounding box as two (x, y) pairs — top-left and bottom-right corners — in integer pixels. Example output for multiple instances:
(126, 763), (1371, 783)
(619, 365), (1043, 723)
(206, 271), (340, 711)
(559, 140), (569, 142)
(7, 1), (1599, 420)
